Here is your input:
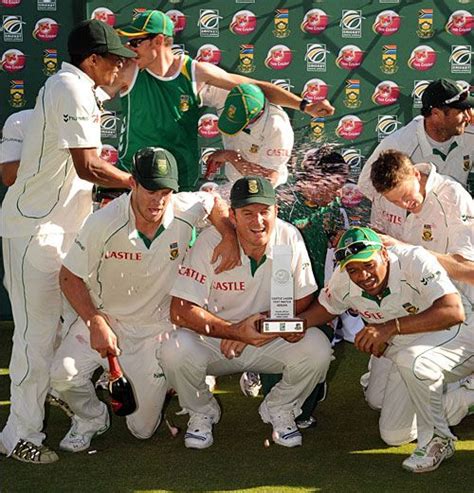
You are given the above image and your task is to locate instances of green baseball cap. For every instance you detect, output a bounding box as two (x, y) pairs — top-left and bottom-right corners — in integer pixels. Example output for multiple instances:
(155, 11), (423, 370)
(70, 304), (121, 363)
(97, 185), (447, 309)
(230, 176), (276, 209)
(335, 227), (383, 270)
(422, 78), (474, 111)
(117, 10), (174, 38)
(132, 147), (179, 192)
(68, 20), (136, 58)
(218, 84), (266, 136)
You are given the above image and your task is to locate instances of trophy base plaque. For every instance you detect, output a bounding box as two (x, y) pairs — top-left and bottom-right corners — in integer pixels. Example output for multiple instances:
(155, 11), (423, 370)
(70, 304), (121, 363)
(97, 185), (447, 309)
(259, 318), (305, 334)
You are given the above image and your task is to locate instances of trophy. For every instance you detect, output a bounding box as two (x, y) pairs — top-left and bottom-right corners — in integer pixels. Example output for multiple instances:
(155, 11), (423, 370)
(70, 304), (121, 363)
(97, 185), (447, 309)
(259, 245), (306, 333)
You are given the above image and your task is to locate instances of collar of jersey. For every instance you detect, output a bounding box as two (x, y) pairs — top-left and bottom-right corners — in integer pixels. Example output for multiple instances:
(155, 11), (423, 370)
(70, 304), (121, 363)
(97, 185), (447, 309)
(60, 62), (95, 88)
(413, 161), (439, 198)
(144, 54), (185, 82)
(418, 115), (463, 158)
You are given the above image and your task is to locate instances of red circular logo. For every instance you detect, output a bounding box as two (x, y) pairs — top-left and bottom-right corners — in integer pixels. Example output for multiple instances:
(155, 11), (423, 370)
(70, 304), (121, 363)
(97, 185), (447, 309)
(91, 8), (116, 27)
(302, 79), (328, 103)
(372, 81), (400, 106)
(372, 10), (401, 36)
(100, 145), (118, 165)
(264, 45), (292, 70)
(1, 49), (26, 73)
(196, 44), (222, 65)
(198, 114), (219, 138)
(33, 18), (59, 41)
(446, 10), (473, 36)
(1, 0), (21, 6)
(301, 9), (328, 34)
(336, 116), (364, 140)
(341, 183), (364, 207)
(336, 45), (364, 70)
(166, 10), (187, 34)
(408, 46), (437, 71)
(230, 10), (257, 35)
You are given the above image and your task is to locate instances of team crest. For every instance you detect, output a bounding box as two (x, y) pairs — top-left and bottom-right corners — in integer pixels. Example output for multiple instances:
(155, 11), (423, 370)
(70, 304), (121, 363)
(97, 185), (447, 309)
(449, 45), (472, 74)
(402, 303), (419, 315)
(180, 94), (190, 112)
(9, 79), (26, 108)
(249, 144), (259, 154)
(273, 9), (290, 38)
(169, 242), (179, 260)
(422, 224), (433, 242)
(380, 45), (398, 74)
(238, 44), (256, 73)
(310, 117), (325, 141)
(417, 9), (434, 39)
(248, 179), (259, 194)
(343, 79), (361, 108)
(157, 159), (168, 175)
(463, 155), (472, 172)
(42, 48), (57, 76)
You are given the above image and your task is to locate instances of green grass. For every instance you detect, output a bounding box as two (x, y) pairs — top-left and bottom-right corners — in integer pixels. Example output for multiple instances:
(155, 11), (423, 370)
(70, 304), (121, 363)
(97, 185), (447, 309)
(0, 321), (473, 492)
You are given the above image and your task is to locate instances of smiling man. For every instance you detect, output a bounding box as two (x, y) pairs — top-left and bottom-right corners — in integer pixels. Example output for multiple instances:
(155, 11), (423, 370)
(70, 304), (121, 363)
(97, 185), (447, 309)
(161, 176), (332, 449)
(298, 227), (474, 473)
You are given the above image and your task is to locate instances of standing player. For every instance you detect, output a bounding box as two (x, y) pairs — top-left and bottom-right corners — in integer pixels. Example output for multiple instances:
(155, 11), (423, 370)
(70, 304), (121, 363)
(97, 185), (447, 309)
(50, 147), (239, 452)
(161, 176), (332, 449)
(299, 227), (473, 473)
(109, 9), (334, 190)
(0, 20), (136, 464)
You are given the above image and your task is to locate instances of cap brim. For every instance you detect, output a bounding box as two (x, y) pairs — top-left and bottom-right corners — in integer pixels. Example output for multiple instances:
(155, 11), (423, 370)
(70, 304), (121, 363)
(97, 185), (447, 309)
(218, 112), (248, 136)
(116, 25), (149, 37)
(107, 44), (137, 58)
(449, 94), (474, 110)
(339, 247), (382, 270)
(139, 178), (179, 192)
(231, 197), (276, 209)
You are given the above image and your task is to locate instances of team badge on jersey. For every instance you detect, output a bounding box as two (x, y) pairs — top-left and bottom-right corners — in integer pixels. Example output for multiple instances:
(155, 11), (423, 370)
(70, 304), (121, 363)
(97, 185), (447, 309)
(238, 44), (256, 73)
(463, 155), (472, 172)
(343, 79), (362, 109)
(273, 9), (290, 38)
(380, 45), (398, 74)
(169, 242), (179, 260)
(446, 11), (473, 36)
(402, 303), (419, 315)
(422, 224), (433, 242)
(42, 48), (57, 76)
(417, 9), (434, 39)
(248, 179), (259, 194)
(9, 79), (25, 108)
(310, 117), (325, 141)
(249, 144), (259, 154)
(449, 45), (472, 74)
(180, 94), (190, 112)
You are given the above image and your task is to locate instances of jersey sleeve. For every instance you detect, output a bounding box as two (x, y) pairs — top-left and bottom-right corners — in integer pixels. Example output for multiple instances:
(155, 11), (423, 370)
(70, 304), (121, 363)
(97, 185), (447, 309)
(55, 78), (101, 150)
(172, 191), (215, 227)
(0, 110), (32, 163)
(198, 84), (228, 112)
(258, 111), (294, 170)
(291, 227), (318, 299)
(318, 270), (351, 315)
(170, 230), (216, 307)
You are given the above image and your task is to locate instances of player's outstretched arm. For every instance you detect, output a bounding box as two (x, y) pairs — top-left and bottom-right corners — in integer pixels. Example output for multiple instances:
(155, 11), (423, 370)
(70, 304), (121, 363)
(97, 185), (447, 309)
(429, 253), (474, 285)
(298, 299), (337, 329)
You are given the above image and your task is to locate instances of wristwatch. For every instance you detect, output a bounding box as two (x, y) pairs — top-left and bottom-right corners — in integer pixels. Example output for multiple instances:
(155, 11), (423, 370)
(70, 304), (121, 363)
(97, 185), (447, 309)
(299, 98), (311, 113)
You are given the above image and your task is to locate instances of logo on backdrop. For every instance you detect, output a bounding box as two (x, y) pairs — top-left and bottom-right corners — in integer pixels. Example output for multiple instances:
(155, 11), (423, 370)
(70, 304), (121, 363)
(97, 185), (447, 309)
(100, 145), (119, 165)
(1, 0), (21, 6)
(273, 9), (290, 38)
(91, 7), (116, 26)
(449, 45), (472, 74)
(412, 80), (432, 108)
(376, 115), (401, 141)
(336, 45), (364, 70)
(305, 44), (328, 72)
(33, 18), (59, 41)
(271, 79), (293, 92)
(264, 45), (292, 70)
(199, 9), (221, 37)
(198, 114), (219, 139)
(310, 117), (325, 141)
(343, 79), (362, 109)
(301, 9), (328, 34)
(372, 81), (400, 106)
(196, 44), (221, 65)
(167, 10), (187, 34)
(336, 116), (364, 141)
(408, 46), (437, 71)
(380, 44), (398, 74)
(341, 10), (363, 38)
(200, 147), (223, 178)
(373, 10), (400, 36)
(42, 48), (57, 76)
(417, 9), (434, 39)
(230, 10), (257, 35)
(9, 79), (25, 108)
(38, 0), (56, 11)
(302, 78), (328, 103)
(171, 44), (188, 57)
(2, 15), (24, 42)
(342, 148), (363, 171)
(238, 44), (256, 73)
(446, 11), (473, 36)
(101, 111), (119, 139)
(132, 8), (146, 20)
(1, 49), (26, 72)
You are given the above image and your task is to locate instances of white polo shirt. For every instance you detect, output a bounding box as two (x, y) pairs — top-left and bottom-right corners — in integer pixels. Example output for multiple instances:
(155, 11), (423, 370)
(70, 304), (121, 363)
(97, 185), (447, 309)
(0, 109), (33, 164)
(63, 191), (214, 328)
(1, 62), (101, 238)
(200, 85), (294, 187)
(359, 116), (474, 199)
(319, 245), (459, 346)
(171, 218), (316, 323)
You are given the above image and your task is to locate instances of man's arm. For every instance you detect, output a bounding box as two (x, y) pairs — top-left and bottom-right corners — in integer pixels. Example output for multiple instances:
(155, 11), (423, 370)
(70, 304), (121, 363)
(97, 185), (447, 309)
(0, 161), (19, 187)
(59, 265), (119, 357)
(355, 293), (465, 357)
(69, 148), (131, 188)
(195, 61), (334, 118)
(298, 298), (338, 328)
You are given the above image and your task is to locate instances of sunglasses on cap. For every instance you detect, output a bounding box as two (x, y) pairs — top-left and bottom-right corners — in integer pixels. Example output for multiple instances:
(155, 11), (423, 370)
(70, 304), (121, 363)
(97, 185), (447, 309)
(127, 34), (156, 48)
(443, 88), (469, 105)
(334, 241), (382, 263)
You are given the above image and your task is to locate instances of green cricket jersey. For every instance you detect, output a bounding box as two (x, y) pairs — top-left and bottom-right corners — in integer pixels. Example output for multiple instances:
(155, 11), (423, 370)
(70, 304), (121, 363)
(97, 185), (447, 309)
(119, 56), (202, 191)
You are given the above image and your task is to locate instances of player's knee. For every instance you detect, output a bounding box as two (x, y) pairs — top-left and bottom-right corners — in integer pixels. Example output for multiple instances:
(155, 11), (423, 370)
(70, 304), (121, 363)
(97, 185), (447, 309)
(380, 426), (416, 446)
(303, 327), (333, 372)
(126, 414), (161, 440)
(364, 383), (384, 410)
(396, 352), (444, 383)
(161, 329), (202, 371)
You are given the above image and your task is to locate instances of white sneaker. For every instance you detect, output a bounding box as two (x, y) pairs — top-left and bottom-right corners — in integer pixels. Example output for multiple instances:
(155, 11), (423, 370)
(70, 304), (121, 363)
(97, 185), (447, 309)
(8, 439), (59, 464)
(59, 415), (110, 453)
(184, 413), (215, 449)
(402, 435), (455, 473)
(259, 401), (302, 448)
(240, 372), (262, 398)
(461, 374), (474, 415)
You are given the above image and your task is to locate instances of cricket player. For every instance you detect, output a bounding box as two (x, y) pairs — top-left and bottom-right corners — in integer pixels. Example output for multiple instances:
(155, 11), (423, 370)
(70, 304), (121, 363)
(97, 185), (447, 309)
(108, 9), (334, 190)
(161, 176), (332, 449)
(0, 20), (136, 464)
(357, 78), (474, 236)
(200, 83), (294, 188)
(298, 227), (473, 473)
(50, 147), (239, 453)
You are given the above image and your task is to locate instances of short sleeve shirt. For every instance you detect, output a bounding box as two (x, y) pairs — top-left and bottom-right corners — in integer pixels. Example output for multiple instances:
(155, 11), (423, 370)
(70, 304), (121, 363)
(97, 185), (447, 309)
(0, 110), (33, 164)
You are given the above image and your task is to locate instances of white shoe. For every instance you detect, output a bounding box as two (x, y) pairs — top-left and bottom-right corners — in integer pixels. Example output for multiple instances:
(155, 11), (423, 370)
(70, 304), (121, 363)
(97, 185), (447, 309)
(402, 435), (455, 473)
(240, 372), (262, 398)
(59, 415), (110, 453)
(184, 413), (215, 449)
(259, 401), (302, 448)
(461, 374), (474, 415)
(8, 439), (59, 464)
(296, 416), (317, 430)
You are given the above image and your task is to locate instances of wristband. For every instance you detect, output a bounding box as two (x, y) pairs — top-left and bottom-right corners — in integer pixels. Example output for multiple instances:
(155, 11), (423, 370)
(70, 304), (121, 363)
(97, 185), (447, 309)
(299, 98), (310, 113)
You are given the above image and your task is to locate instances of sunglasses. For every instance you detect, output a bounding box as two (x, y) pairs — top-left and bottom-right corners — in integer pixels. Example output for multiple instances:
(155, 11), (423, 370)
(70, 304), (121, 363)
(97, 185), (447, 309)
(443, 88), (468, 105)
(127, 35), (156, 48)
(334, 241), (382, 263)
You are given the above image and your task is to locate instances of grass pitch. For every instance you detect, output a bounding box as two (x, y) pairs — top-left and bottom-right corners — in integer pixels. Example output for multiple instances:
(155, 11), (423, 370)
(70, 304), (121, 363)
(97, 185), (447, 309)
(0, 321), (473, 492)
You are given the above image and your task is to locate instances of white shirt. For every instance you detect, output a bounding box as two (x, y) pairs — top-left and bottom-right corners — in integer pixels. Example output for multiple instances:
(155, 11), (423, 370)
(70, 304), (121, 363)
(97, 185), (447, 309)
(319, 245), (459, 346)
(200, 85), (294, 187)
(171, 218), (316, 323)
(63, 192), (214, 328)
(1, 62), (101, 238)
(0, 109), (33, 164)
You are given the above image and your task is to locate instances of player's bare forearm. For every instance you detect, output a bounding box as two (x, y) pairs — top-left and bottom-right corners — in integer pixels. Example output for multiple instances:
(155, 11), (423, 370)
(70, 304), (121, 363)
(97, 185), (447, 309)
(431, 252), (474, 285)
(299, 299), (337, 328)
(0, 161), (19, 187)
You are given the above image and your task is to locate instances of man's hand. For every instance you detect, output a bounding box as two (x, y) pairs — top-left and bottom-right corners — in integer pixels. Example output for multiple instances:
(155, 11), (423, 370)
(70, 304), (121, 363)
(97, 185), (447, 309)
(205, 150), (239, 179)
(354, 322), (395, 357)
(88, 314), (120, 358)
(305, 99), (335, 118)
(220, 339), (248, 359)
(211, 232), (241, 274)
(232, 313), (276, 347)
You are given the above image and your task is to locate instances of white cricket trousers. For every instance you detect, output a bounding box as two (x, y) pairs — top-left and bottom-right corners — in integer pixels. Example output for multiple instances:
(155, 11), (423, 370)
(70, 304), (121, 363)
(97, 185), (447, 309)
(1, 233), (74, 453)
(161, 327), (332, 420)
(50, 316), (168, 439)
